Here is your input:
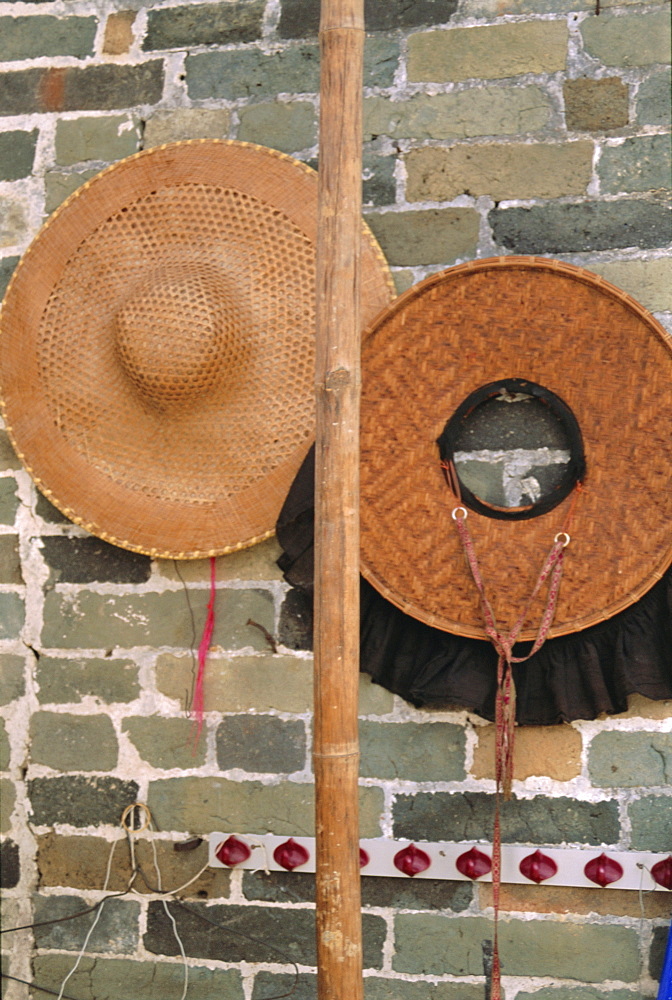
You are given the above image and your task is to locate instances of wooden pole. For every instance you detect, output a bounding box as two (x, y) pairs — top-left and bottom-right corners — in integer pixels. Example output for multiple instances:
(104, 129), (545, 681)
(314, 0), (365, 997)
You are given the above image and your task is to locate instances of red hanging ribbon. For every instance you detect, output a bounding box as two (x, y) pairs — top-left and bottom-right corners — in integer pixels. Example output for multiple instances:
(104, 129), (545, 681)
(192, 555), (217, 744)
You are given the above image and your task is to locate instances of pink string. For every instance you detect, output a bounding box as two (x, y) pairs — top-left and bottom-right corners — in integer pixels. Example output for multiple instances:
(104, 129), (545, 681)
(192, 556), (216, 745)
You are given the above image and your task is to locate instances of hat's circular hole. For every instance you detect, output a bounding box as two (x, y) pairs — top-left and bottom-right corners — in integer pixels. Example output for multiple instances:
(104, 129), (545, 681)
(437, 378), (585, 521)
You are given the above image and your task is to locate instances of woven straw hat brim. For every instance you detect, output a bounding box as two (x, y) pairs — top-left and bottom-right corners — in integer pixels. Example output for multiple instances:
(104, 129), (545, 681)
(0, 140), (393, 558)
(360, 256), (672, 641)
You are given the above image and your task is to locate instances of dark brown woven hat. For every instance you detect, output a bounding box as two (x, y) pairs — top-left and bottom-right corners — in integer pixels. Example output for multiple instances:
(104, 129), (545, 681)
(0, 140), (393, 558)
(359, 256), (672, 641)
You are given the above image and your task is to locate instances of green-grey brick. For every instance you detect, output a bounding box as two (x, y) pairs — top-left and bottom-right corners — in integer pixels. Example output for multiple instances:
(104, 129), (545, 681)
(33, 895), (140, 953)
(0, 479), (20, 525)
(237, 101), (316, 154)
(0, 535), (22, 584)
(393, 915), (639, 980)
(0, 593), (24, 640)
(408, 21), (567, 82)
(36, 656), (140, 705)
(0, 260), (19, 303)
(586, 258), (672, 313)
(360, 721), (465, 781)
(581, 9), (671, 67)
(364, 86), (551, 142)
(0, 130), (37, 181)
(599, 134), (671, 194)
(365, 982), (483, 1000)
(0, 778), (15, 832)
(0, 62), (164, 117)
(516, 991), (647, 1000)
(629, 794), (672, 851)
(123, 717), (205, 769)
(0, 655), (24, 704)
(147, 777), (383, 836)
(0, 16), (97, 61)
(589, 731), (672, 787)
(28, 775), (138, 827)
(187, 45), (320, 101)
(636, 68), (672, 126)
(30, 712), (117, 771)
(45, 170), (98, 214)
(0, 719), (9, 771)
(0, 196), (27, 248)
(216, 715), (306, 773)
(55, 115), (140, 166)
(364, 208), (479, 266)
(144, 1), (264, 50)
(42, 587), (273, 650)
(34, 957), (243, 1000)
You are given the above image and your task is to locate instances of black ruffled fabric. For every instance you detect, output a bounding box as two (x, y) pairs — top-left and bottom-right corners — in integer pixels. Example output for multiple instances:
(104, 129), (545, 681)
(276, 446), (672, 726)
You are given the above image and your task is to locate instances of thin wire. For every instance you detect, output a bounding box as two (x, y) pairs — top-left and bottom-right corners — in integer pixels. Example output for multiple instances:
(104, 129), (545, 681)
(173, 558), (198, 711)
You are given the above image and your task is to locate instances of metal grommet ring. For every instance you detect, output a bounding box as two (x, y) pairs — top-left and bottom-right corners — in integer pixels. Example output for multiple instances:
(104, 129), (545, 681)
(121, 802), (153, 833)
(554, 531), (571, 547)
(452, 506), (468, 521)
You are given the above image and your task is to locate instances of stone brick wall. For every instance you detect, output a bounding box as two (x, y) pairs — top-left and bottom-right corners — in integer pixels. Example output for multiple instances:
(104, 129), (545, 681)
(1, 0), (670, 998)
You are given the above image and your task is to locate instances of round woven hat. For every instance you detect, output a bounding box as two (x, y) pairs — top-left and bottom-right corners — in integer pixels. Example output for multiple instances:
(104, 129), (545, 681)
(0, 139), (393, 558)
(360, 256), (672, 641)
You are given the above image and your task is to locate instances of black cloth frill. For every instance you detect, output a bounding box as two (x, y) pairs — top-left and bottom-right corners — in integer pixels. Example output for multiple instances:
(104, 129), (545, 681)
(276, 446), (672, 726)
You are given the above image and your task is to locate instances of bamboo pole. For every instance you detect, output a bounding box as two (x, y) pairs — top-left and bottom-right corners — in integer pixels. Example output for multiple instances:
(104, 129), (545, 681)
(313, 0), (365, 997)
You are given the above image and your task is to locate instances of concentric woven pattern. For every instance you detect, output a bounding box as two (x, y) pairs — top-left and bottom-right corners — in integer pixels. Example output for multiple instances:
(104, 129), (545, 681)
(360, 257), (672, 640)
(1, 140), (394, 558)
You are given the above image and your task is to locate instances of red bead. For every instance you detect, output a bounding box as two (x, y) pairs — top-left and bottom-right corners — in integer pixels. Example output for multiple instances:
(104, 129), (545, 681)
(651, 856), (672, 890)
(455, 846), (492, 880)
(359, 848), (370, 869)
(273, 838), (310, 871)
(393, 843), (431, 877)
(215, 835), (251, 867)
(519, 850), (558, 884)
(584, 853), (623, 887)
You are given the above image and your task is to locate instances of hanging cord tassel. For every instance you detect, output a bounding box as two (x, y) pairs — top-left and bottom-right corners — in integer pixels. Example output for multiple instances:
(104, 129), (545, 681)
(451, 504), (570, 1000)
(192, 556), (217, 745)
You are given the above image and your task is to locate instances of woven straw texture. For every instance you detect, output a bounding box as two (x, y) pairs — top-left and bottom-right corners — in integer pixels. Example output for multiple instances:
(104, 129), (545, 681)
(0, 140), (393, 558)
(360, 256), (672, 640)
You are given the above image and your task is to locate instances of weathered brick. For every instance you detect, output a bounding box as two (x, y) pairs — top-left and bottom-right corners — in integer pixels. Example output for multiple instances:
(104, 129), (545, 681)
(156, 653), (312, 713)
(489, 200), (671, 254)
(243, 869), (314, 903)
(0, 593), (24, 640)
(586, 257), (672, 314)
(0, 719), (9, 770)
(123, 717), (205, 769)
(364, 983), (483, 1000)
(636, 68), (672, 126)
(472, 725), (582, 782)
(0, 779), (15, 833)
(392, 269), (415, 294)
(0, 839), (19, 888)
(30, 712), (118, 771)
(252, 974), (317, 1000)
(467, 0), (595, 12)
(45, 169), (98, 213)
(360, 721), (466, 782)
(0, 130), (37, 181)
(589, 731), (672, 787)
(35, 490), (72, 523)
(0, 16), (97, 61)
(237, 101), (316, 154)
(142, 108), (232, 147)
(147, 776), (384, 836)
(0, 535), (21, 584)
(599, 134), (671, 194)
(408, 21), (567, 82)
(103, 11), (136, 56)
(564, 77), (629, 132)
(33, 956), (243, 1000)
(144, 1), (264, 50)
(157, 537), (282, 583)
(33, 894), (140, 953)
(0, 62), (164, 116)
(216, 716), (306, 773)
(361, 874), (472, 912)
(278, 0), (457, 38)
(0, 258), (19, 300)
(40, 536), (151, 584)
(0, 196), (27, 247)
(145, 899), (386, 968)
(55, 115), (140, 165)
(629, 794), (672, 851)
(406, 142), (593, 202)
(278, 586), (312, 650)
(393, 914), (639, 980)
(393, 791), (620, 845)
(364, 86), (552, 142)
(367, 207), (479, 266)
(581, 9), (671, 68)
(37, 833), (230, 897)
(0, 479), (19, 525)
(363, 152), (396, 207)
(516, 990), (645, 1000)
(28, 775), (139, 827)
(42, 587), (274, 650)
(36, 656), (140, 705)
(0, 654), (24, 704)
(478, 881), (672, 919)
(650, 925), (668, 980)
(187, 45), (320, 102)
(612, 692), (672, 721)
